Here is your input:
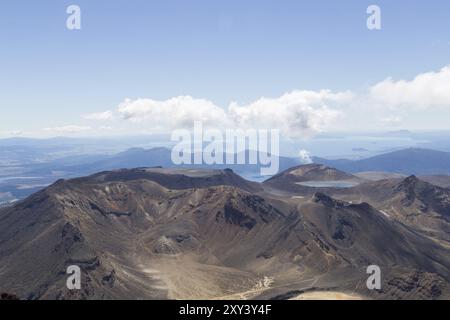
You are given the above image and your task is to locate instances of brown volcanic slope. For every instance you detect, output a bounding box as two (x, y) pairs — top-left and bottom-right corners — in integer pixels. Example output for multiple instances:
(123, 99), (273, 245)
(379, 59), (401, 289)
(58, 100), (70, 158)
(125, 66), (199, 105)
(265, 165), (450, 244)
(0, 167), (450, 300)
(320, 176), (450, 244)
(266, 164), (358, 183)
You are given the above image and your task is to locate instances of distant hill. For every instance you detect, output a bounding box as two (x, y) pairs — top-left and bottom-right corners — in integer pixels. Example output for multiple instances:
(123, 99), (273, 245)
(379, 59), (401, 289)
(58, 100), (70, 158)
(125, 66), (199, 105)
(263, 164), (361, 193)
(313, 148), (450, 175)
(29, 147), (302, 179)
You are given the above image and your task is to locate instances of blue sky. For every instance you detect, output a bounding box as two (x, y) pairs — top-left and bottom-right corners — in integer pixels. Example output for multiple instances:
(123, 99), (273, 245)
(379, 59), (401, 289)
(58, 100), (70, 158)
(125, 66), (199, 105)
(1, 0), (450, 137)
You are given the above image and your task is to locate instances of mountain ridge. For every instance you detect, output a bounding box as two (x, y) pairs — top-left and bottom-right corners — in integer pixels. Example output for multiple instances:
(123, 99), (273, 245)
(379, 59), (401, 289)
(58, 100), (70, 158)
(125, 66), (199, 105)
(1, 166), (450, 300)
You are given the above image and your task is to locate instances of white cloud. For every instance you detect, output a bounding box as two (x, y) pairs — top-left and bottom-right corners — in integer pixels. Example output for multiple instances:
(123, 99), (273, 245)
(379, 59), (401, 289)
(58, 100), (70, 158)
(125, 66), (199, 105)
(73, 65), (450, 136)
(228, 90), (349, 137)
(117, 96), (231, 130)
(43, 125), (91, 134)
(114, 90), (349, 138)
(370, 66), (450, 110)
(83, 111), (114, 121)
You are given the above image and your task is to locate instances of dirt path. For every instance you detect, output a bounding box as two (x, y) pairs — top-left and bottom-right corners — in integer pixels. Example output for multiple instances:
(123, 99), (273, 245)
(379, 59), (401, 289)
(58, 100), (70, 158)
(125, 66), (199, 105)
(212, 277), (318, 300)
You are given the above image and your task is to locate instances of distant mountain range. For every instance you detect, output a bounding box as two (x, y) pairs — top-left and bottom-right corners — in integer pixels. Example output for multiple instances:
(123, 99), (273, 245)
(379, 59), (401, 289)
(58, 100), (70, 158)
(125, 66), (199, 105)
(314, 148), (450, 175)
(24, 147), (302, 180)
(28, 147), (450, 178)
(2, 146), (450, 204)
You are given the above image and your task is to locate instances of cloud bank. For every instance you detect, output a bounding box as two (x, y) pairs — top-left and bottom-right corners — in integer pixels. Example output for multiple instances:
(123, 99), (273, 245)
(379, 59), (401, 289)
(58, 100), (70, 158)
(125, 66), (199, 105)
(370, 66), (450, 110)
(229, 90), (350, 137)
(109, 90), (350, 138)
(71, 65), (450, 137)
(117, 96), (231, 130)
